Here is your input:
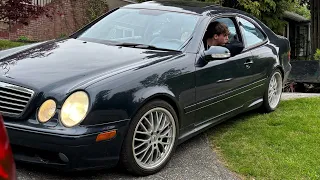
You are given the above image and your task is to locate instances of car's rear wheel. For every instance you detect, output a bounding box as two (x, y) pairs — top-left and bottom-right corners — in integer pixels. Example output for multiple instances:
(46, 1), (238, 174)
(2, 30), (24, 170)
(262, 69), (283, 112)
(121, 100), (178, 176)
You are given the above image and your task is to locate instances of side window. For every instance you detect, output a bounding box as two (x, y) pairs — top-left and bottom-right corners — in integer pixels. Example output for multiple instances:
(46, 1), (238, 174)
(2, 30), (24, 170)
(216, 18), (239, 43)
(202, 17), (240, 50)
(238, 17), (266, 47)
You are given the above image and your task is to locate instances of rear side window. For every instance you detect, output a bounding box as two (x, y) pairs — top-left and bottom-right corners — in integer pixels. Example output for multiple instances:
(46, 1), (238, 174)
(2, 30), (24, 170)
(238, 17), (266, 47)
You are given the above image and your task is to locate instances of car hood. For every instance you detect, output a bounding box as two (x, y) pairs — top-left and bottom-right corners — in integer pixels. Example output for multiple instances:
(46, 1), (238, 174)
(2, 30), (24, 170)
(0, 38), (181, 93)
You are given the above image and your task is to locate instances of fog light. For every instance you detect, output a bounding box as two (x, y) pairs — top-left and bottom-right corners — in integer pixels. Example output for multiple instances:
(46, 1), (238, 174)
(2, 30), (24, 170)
(58, 153), (69, 163)
(96, 130), (117, 142)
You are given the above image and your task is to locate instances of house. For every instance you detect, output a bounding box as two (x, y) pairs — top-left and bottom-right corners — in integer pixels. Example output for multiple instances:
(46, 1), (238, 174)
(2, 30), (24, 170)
(283, 11), (311, 60)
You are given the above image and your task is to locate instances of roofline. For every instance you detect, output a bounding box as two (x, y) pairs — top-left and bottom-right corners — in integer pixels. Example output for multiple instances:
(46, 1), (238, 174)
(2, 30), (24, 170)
(121, 0), (228, 15)
(284, 11), (310, 23)
(121, 6), (201, 16)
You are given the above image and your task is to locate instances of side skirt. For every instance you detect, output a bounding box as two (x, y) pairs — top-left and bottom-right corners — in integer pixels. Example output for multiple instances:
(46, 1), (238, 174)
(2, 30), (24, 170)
(177, 97), (264, 145)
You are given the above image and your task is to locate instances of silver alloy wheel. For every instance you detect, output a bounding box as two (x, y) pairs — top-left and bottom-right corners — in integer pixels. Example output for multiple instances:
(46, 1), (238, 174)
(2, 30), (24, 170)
(132, 107), (176, 170)
(268, 72), (283, 109)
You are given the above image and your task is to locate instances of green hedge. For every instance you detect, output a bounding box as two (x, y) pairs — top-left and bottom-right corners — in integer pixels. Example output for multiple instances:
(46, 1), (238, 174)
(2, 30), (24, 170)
(0, 40), (27, 50)
(314, 49), (320, 60)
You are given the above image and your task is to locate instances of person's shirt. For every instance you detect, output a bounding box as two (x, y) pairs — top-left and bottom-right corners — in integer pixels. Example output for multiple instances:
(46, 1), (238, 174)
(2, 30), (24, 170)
(224, 40), (244, 57)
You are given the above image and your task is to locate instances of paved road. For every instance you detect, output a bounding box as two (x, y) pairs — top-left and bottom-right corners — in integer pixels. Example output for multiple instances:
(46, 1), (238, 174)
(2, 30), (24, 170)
(17, 133), (239, 180)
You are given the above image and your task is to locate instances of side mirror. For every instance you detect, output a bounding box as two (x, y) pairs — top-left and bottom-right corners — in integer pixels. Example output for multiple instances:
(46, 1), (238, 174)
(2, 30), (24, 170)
(204, 46), (231, 61)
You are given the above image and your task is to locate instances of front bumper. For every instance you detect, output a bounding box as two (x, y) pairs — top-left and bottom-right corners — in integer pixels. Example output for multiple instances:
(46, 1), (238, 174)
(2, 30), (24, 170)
(5, 119), (130, 171)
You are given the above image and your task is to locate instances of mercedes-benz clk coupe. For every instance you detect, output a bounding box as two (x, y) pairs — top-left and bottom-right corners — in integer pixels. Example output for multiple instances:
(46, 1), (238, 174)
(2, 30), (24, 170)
(0, 1), (291, 176)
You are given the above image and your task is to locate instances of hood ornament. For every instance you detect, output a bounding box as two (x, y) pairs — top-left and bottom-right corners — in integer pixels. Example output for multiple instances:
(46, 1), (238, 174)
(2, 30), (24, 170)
(1, 61), (10, 77)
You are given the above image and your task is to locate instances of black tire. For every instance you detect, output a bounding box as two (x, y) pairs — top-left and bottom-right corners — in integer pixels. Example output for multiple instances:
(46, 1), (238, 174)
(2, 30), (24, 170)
(120, 100), (178, 176)
(262, 69), (283, 113)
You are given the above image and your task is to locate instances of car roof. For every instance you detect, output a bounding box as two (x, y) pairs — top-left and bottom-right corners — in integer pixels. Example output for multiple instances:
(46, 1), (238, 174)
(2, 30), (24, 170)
(122, 0), (246, 16)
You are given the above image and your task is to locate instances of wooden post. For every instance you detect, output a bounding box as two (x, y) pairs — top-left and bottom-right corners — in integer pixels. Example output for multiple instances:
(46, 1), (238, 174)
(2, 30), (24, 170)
(311, 0), (320, 56)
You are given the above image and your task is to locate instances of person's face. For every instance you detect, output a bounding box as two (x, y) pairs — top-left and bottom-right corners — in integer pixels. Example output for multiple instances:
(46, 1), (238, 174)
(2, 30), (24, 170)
(214, 33), (229, 45)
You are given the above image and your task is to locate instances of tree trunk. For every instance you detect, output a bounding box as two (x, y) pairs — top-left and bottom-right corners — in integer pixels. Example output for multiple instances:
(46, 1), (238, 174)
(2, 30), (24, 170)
(311, 0), (320, 56)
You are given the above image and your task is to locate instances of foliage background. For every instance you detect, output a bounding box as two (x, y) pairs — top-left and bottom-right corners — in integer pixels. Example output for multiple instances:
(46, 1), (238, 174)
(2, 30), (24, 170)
(314, 49), (320, 60)
(138, 0), (310, 34)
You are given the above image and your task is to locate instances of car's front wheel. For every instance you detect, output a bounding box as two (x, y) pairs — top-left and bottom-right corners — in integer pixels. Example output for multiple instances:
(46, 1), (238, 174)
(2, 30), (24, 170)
(262, 69), (283, 112)
(121, 100), (178, 176)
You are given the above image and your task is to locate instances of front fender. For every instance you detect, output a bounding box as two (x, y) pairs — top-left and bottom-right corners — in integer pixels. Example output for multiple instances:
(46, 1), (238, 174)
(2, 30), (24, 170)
(83, 84), (181, 126)
(82, 52), (196, 126)
(131, 85), (182, 120)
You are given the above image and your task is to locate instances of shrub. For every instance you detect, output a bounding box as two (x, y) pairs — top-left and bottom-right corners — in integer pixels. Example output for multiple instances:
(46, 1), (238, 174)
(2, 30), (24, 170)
(314, 49), (320, 60)
(59, 33), (67, 38)
(0, 40), (27, 50)
(18, 36), (30, 42)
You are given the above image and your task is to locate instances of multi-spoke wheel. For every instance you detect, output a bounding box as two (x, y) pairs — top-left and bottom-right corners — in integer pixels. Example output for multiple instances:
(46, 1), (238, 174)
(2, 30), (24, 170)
(121, 100), (178, 176)
(263, 69), (283, 112)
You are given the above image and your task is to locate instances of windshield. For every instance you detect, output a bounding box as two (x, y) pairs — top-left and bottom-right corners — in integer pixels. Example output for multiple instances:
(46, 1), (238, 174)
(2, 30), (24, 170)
(77, 8), (200, 51)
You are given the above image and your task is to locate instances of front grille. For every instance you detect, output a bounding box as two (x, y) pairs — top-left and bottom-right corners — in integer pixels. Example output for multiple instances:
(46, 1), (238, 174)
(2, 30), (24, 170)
(0, 82), (34, 117)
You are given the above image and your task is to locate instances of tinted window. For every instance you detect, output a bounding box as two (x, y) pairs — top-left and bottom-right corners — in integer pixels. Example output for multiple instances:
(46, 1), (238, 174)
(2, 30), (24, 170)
(238, 17), (266, 47)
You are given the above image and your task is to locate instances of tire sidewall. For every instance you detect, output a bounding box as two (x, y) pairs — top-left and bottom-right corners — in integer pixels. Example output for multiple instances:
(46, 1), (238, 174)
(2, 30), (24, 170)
(263, 69), (283, 112)
(121, 100), (179, 176)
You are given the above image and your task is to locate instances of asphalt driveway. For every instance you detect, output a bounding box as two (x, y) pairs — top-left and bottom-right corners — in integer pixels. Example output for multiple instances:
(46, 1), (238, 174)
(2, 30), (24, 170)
(17, 133), (239, 180)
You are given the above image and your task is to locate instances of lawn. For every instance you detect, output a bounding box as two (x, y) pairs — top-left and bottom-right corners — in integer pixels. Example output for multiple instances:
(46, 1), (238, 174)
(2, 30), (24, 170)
(0, 40), (28, 50)
(208, 97), (320, 179)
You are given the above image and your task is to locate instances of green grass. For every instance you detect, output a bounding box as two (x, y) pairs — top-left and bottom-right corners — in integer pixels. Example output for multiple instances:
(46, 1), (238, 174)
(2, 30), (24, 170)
(208, 97), (320, 179)
(0, 40), (27, 50)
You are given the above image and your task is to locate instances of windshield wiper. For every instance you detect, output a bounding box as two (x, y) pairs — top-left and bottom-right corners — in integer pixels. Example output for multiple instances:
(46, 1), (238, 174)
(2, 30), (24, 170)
(114, 43), (181, 52)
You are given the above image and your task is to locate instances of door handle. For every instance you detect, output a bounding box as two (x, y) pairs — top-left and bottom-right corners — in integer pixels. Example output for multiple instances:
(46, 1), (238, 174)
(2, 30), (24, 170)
(244, 59), (253, 69)
(244, 59), (254, 65)
(217, 78), (233, 83)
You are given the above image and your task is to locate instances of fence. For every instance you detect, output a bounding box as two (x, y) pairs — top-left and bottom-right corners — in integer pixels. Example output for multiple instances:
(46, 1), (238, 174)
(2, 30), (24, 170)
(31, 0), (52, 7)
(288, 60), (320, 83)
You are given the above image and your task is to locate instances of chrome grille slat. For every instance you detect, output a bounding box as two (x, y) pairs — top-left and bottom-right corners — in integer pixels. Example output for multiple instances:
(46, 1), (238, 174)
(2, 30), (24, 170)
(0, 100), (26, 107)
(1, 111), (20, 115)
(0, 82), (34, 117)
(3, 86), (33, 95)
(0, 90), (31, 99)
(0, 105), (24, 112)
(0, 95), (29, 103)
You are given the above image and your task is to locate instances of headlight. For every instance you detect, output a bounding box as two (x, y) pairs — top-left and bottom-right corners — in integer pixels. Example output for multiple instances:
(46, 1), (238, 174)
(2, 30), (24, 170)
(38, 99), (56, 123)
(60, 91), (89, 127)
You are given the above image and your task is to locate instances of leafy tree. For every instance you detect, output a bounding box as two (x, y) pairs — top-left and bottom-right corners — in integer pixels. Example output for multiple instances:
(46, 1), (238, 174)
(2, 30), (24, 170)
(289, 0), (310, 19)
(208, 0), (298, 34)
(300, 0), (310, 9)
(0, 0), (45, 30)
(137, 0), (310, 35)
(192, 0), (310, 34)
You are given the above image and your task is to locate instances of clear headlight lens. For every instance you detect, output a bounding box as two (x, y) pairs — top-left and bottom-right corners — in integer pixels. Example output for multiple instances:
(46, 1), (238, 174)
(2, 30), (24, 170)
(60, 91), (89, 127)
(38, 99), (56, 123)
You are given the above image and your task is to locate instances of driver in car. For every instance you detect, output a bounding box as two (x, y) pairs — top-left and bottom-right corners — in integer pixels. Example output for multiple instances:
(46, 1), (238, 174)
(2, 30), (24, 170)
(204, 21), (244, 57)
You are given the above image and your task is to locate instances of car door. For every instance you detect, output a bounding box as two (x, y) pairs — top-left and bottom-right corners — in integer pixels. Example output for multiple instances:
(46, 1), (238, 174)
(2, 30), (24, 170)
(194, 17), (255, 126)
(237, 16), (274, 101)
